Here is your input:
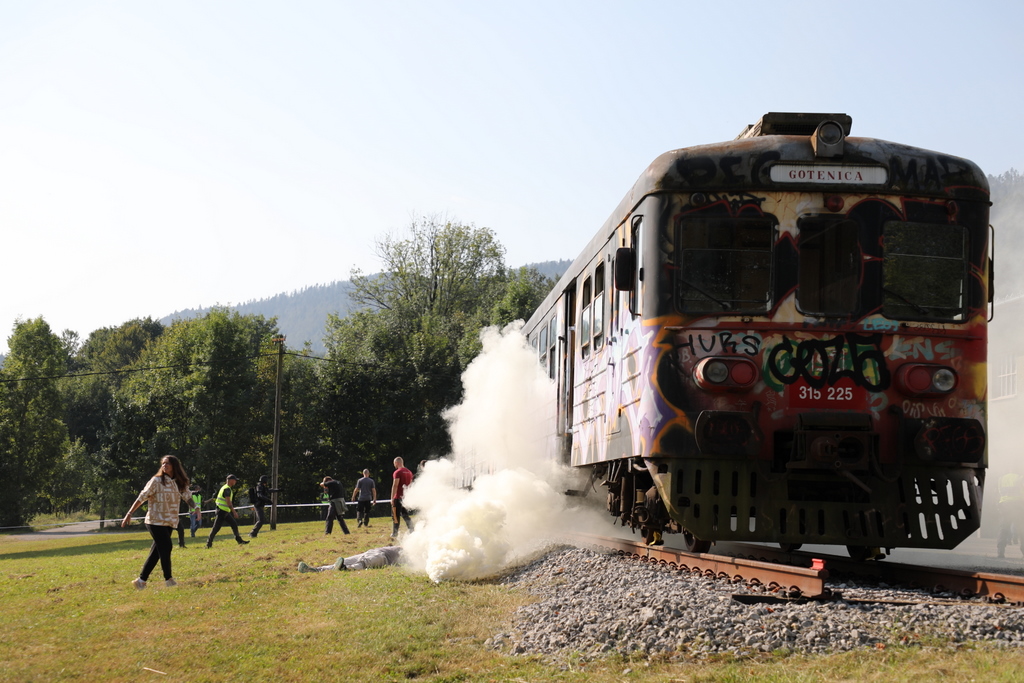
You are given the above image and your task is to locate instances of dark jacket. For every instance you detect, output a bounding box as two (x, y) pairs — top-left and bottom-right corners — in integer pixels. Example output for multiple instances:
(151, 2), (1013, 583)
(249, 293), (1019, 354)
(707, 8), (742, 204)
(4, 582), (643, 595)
(324, 480), (345, 500)
(255, 483), (278, 506)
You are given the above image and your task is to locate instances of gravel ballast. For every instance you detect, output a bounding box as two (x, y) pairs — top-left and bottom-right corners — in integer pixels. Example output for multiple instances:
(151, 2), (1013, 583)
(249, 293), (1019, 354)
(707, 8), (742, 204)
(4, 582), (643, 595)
(487, 546), (1024, 660)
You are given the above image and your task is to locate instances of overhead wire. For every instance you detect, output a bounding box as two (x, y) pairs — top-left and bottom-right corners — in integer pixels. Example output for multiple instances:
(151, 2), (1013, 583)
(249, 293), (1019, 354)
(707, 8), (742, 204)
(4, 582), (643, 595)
(0, 348), (456, 385)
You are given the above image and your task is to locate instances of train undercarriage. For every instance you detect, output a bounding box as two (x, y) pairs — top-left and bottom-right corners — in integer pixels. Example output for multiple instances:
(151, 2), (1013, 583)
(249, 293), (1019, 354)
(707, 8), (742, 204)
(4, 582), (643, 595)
(586, 454), (985, 560)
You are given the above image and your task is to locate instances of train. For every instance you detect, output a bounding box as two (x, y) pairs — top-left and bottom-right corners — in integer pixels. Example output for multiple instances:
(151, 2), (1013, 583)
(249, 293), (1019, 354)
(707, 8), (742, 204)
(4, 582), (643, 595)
(524, 112), (992, 559)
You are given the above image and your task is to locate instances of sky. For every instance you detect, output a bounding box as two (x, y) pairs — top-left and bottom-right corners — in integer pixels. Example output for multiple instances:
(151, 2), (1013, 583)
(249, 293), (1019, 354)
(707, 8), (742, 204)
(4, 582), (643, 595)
(1, 0), (1021, 354)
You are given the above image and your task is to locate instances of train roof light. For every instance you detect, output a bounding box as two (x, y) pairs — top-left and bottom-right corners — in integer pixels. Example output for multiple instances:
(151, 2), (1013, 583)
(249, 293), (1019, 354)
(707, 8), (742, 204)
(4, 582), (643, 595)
(812, 120), (846, 158)
(735, 112), (852, 139)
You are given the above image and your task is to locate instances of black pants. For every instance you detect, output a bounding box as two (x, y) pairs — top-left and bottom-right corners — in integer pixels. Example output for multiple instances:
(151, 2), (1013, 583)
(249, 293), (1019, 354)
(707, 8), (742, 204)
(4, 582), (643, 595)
(356, 500), (373, 524)
(391, 499), (412, 534)
(207, 509), (242, 544)
(324, 499), (350, 535)
(176, 516), (186, 546)
(140, 524), (175, 581)
(252, 504), (267, 536)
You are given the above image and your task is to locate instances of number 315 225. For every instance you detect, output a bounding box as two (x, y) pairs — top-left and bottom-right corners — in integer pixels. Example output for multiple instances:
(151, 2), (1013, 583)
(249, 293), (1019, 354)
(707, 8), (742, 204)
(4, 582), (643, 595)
(796, 385), (855, 402)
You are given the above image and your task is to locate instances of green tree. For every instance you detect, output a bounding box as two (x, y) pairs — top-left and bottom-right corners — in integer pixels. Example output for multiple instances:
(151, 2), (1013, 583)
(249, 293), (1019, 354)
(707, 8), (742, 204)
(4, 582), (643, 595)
(320, 309), (461, 477)
(61, 318), (165, 523)
(113, 309), (279, 495)
(350, 216), (508, 323)
(0, 318), (70, 527)
(48, 439), (93, 517)
(490, 266), (554, 327)
(321, 217), (510, 473)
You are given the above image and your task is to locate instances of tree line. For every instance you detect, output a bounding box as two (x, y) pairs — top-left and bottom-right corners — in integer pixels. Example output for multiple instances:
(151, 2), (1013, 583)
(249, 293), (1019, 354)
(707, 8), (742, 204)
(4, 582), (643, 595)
(0, 218), (556, 529)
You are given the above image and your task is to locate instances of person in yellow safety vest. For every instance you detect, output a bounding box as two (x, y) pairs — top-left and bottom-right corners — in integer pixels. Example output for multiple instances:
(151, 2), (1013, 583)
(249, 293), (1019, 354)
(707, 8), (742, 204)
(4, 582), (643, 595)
(319, 487), (330, 520)
(189, 485), (203, 537)
(997, 471), (1024, 559)
(205, 475), (250, 548)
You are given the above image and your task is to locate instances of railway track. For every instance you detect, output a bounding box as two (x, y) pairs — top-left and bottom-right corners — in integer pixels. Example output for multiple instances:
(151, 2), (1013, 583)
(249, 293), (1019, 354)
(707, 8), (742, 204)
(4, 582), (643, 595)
(575, 534), (830, 599)
(576, 534), (1024, 605)
(725, 543), (1024, 605)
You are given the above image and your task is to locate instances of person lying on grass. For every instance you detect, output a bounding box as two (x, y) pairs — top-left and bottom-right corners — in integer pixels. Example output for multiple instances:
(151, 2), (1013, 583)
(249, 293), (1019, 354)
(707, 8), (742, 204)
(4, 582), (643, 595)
(298, 545), (402, 572)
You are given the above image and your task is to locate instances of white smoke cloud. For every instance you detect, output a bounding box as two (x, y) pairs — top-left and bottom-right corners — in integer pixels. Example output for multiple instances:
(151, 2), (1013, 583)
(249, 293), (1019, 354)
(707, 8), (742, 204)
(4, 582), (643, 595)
(401, 322), (610, 582)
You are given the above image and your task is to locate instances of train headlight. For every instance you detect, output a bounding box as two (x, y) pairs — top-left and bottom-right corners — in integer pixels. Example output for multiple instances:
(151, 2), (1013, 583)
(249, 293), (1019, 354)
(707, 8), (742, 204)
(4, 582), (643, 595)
(694, 357), (759, 391)
(896, 364), (958, 397)
(932, 368), (957, 392)
(705, 360), (730, 384)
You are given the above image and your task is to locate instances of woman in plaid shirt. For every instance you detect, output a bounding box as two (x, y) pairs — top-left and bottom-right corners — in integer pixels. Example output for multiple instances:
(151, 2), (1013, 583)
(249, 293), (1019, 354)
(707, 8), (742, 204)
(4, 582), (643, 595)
(121, 455), (198, 589)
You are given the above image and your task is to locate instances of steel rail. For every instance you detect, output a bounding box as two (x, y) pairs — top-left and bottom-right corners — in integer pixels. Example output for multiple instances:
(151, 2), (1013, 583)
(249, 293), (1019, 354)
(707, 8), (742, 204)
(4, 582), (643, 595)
(574, 533), (829, 598)
(724, 543), (1024, 605)
(823, 555), (1024, 604)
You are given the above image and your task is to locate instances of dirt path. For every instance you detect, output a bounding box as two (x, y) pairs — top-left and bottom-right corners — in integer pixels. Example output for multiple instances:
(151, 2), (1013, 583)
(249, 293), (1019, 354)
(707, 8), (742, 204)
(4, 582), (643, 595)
(8, 519), (118, 541)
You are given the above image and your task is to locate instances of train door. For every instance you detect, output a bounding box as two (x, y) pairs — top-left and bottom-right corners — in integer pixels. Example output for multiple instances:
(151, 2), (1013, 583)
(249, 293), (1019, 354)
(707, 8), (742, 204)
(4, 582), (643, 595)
(616, 216), (644, 455)
(607, 249), (624, 437)
(557, 283), (576, 466)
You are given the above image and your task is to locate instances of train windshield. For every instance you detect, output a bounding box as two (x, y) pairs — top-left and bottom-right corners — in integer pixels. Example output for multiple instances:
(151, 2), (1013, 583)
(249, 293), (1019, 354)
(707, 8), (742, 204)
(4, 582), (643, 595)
(797, 217), (861, 316)
(676, 216), (774, 313)
(882, 221), (967, 322)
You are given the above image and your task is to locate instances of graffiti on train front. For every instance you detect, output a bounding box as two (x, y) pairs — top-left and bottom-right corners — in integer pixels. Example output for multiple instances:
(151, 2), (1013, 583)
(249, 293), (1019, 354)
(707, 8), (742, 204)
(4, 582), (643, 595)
(676, 331), (762, 361)
(765, 332), (890, 391)
(888, 336), (960, 363)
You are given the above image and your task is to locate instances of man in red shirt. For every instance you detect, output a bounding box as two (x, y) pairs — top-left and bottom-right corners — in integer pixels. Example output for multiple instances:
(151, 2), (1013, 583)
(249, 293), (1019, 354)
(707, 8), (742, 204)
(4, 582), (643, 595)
(390, 457), (413, 539)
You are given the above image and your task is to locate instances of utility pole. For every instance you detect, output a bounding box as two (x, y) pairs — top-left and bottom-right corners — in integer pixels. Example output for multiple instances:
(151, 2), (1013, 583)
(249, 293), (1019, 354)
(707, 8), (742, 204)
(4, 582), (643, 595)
(270, 335), (286, 530)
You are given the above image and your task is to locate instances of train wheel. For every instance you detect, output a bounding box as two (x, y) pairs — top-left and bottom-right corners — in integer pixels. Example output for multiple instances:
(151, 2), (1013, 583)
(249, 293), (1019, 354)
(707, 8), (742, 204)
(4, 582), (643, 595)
(846, 545), (882, 561)
(780, 543), (802, 553)
(682, 529), (711, 554)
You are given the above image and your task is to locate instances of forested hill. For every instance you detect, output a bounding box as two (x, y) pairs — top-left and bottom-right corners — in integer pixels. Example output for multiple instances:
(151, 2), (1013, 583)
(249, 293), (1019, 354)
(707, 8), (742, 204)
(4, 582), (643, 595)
(162, 281), (356, 354)
(160, 259), (572, 354)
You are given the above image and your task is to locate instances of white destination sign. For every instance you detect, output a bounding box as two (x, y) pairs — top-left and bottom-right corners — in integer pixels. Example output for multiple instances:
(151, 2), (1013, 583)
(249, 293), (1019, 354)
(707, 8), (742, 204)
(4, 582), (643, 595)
(769, 164), (889, 185)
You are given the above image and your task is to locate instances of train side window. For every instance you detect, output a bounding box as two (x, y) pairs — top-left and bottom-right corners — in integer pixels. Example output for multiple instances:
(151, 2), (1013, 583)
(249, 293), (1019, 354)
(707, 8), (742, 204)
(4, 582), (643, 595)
(593, 264), (605, 350)
(676, 216), (773, 313)
(629, 217), (643, 316)
(548, 317), (557, 379)
(797, 217), (860, 316)
(580, 277), (593, 359)
(882, 221), (967, 322)
(539, 325), (548, 368)
(611, 259), (621, 332)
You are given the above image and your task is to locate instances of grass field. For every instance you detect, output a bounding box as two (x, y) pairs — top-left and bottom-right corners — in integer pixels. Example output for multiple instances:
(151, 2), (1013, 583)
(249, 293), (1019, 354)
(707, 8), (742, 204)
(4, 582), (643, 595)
(3, 516), (1024, 682)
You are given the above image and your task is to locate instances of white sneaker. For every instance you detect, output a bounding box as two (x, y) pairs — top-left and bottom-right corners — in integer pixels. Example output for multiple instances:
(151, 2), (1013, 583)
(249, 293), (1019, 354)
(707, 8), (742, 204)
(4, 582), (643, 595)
(131, 578), (146, 590)
(165, 578), (177, 587)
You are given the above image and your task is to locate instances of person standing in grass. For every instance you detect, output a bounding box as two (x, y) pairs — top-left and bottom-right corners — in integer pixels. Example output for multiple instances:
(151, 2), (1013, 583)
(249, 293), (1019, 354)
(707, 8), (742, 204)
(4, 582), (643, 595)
(351, 469), (377, 528)
(121, 455), (199, 589)
(205, 475), (251, 548)
(189, 485), (203, 537)
(249, 475), (279, 538)
(390, 457), (413, 539)
(175, 504), (188, 549)
(319, 485), (330, 520)
(320, 476), (350, 536)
